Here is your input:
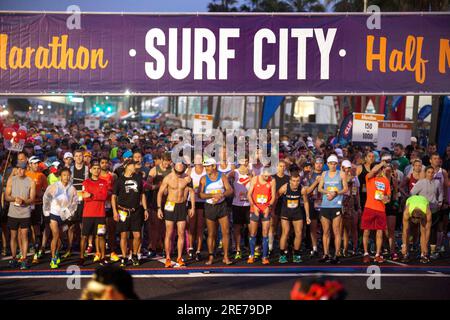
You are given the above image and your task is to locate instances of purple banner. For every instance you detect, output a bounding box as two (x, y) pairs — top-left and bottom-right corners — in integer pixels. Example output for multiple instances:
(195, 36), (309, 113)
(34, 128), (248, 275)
(0, 13), (449, 95)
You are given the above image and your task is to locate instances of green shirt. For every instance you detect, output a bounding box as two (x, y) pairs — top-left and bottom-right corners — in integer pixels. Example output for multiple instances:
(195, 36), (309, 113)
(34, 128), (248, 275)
(406, 195), (429, 216)
(47, 173), (60, 186)
(397, 156), (409, 173)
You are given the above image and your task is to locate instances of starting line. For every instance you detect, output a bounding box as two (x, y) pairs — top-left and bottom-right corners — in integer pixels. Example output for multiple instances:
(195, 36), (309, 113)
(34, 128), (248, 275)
(1, 265), (450, 278)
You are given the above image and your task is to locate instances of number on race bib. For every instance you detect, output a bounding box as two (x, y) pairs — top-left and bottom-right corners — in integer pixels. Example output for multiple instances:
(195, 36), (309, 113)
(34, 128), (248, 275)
(164, 201), (175, 212)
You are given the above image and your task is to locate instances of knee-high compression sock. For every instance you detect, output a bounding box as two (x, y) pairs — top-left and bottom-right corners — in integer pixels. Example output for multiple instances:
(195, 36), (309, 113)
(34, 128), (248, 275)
(249, 236), (256, 257)
(268, 235), (274, 252)
(262, 237), (269, 258)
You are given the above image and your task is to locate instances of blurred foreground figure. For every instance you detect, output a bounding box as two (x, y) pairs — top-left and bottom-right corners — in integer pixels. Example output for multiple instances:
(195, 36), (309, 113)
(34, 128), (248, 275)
(290, 278), (347, 300)
(81, 265), (139, 300)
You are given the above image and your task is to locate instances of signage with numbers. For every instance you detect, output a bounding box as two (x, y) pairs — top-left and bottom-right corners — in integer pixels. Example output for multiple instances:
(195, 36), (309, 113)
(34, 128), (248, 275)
(84, 116), (100, 130)
(352, 113), (385, 146)
(193, 114), (213, 135)
(377, 121), (412, 150)
(4, 139), (25, 152)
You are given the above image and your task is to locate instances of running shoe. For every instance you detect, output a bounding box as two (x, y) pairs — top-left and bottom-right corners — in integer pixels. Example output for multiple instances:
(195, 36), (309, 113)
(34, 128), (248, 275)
(330, 256), (341, 264)
(37, 249), (44, 259)
(147, 250), (157, 259)
(20, 261), (29, 270)
(120, 259), (127, 268)
(17, 252), (23, 260)
(293, 255), (302, 263)
(391, 253), (399, 261)
(195, 252), (202, 261)
(110, 252), (120, 262)
(318, 255), (330, 263)
(262, 257), (270, 265)
(86, 245), (93, 254)
(310, 250), (319, 258)
(362, 254), (371, 264)
(175, 258), (186, 268)
(165, 258), (172, 268)
(374, 255), (384, 264)
(8, 259), (18, 268)
(439, 246), (446, 254)
(234, 251), (242, 260)
(62, 250), (72, 260)
(137, 253), (142, 261)
(247, 256), (255, 264)
(77, 258), (85, 267)
(430, 252), (440, 260)
(100, 259), (109, 266)
(32, 253), (39, 264)
(93, 253), (101, 262)
(218, 240), (223, 249)
(132, 256), (140, 266)
(400, 254), (410, 263)
(278, 255), (288, 264)
(420, 255), (430, 264)
(55, 252), (61, 265)
(188, 249), (194, 259)
(50, 258), (59, 269)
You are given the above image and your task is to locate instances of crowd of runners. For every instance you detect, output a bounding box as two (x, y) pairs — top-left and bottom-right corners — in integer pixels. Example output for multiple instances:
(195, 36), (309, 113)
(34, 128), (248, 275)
(0, 118), (449, 270)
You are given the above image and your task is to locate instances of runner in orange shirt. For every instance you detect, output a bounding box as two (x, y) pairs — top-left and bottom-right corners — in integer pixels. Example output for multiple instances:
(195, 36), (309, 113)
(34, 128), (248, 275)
(361, 159), (391, 264)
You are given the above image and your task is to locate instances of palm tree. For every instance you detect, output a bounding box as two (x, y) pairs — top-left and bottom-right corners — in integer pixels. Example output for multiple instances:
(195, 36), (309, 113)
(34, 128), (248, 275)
(287, 0), (326, 12)
(207, 0), (239, 12)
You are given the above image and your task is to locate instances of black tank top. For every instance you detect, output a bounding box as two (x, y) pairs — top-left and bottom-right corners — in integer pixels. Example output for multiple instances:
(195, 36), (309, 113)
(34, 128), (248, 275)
(73, 165), (87, 191)
(273, 174), (289, 191)
(282, 183), (302, 213)
(358, 164), (370, 194)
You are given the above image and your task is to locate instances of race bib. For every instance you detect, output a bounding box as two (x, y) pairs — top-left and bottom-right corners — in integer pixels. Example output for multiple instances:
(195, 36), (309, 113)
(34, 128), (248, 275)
(211, 189), (223, 195)
(165, 201), (175, 212)
(352, 186), (358, 196)
(239, 192), (248, 202)
(256, 194), (268, 204)
(77, 190), (83, 202)
(287, 199), (299, 209)
(375, 190), (384, 201)
(327, 186), (339, 193)
(194, 184), (199, 193)
(118, 210), (128, 222)
(97, 224), (106, 236)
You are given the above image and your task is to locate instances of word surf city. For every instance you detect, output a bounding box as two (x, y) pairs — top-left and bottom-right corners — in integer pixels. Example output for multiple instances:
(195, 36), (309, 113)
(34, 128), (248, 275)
(145, 27), (337, 81)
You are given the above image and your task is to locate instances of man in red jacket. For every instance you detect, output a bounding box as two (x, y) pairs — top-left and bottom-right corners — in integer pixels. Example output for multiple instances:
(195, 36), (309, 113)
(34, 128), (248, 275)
(79, 160), (109, 266)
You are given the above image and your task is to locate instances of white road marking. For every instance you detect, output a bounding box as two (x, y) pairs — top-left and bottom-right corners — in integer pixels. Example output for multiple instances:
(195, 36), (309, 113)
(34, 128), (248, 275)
(1, 272), (450, 280)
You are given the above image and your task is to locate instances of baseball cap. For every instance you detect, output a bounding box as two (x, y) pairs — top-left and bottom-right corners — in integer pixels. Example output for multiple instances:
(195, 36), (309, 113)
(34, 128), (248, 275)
(203, 158), (217, 166)
(342, 160), (352, 168)
(307, 141), (314, 148)
(327, 155), (339, 163)
(123, 150), (133, 159)
(143, 154), (153, 164)
(315, 157), (324, 163)
(381, 154), (392, 161)
(64, 152), (74, 159)
(304, 161), (312, 167)
(410, 137), (417, 143)
(335, 148), (344, 158)
(28, 156), (41, 164)
(16, 161), (27, 169)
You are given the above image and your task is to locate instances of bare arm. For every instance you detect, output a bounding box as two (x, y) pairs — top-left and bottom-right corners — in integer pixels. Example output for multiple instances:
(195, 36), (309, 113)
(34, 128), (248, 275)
(222, 175), (234, 198)
(317, 172), (327, 195)
(25, 180), (36, 205)
(247, 177), (257, 207)
(269, 179), (276, 206)
(338, 171), (348, 195)
(4, 176), (14, 203)
(157, 176), (169, 208)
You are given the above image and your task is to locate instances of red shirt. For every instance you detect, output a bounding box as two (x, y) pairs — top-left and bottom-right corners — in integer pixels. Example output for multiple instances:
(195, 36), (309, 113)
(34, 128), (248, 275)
(100, 172), (114, 201)
(251, 176), (273, 213)
(82, 178), (109, 218)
